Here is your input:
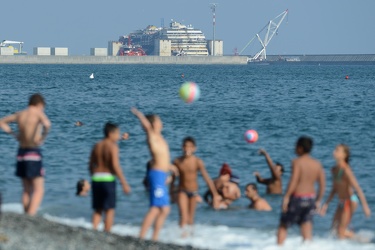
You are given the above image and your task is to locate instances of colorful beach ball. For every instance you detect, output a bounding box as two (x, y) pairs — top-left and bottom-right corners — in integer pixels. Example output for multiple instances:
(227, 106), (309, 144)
(179, 82), (200, 103)
(244, 130), (259, 143)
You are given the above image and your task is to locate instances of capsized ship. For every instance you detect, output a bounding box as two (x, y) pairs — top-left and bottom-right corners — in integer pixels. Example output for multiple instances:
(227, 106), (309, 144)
(118, 20), (209, 56)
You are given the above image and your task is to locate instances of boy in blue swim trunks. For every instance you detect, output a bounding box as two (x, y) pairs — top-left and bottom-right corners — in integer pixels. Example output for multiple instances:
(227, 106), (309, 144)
(132, 108), (172, 241)
(277, 136), (326, 245)
(0, 93), (51, 216)
(89, 122), (131, 232)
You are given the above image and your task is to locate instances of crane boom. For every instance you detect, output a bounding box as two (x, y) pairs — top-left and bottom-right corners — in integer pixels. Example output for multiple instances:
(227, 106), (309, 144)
(239, 9), (288, 62)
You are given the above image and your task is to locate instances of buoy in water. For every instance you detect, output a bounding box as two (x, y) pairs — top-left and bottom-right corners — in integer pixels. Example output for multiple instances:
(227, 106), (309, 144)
(90, 73), (94, 79)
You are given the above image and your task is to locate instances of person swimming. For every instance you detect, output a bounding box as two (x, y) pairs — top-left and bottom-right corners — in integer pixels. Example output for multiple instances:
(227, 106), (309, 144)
(75, 121), (83, 127)
(76, 179), (91, 196)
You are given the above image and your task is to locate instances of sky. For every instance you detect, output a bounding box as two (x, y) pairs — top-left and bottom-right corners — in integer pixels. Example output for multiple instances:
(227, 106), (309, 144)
(1, 0), (374, 55)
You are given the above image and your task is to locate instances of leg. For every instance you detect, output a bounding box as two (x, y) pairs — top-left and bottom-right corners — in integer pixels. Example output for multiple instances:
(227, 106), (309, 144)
(300, 222), (313, 242)
(188, 196), (197, 225)
(337, 205), (352, 239)
(277, 224), (288, 245)
(178, 192), (189, 228)
(104, 209), (115, 232)
(152, 206), (170, 241)
(21, 179), (32, 213)
(139, 207), (161, 239)
(92, 209), (102, 230)
(26, 177), (44, 215)
(331, 206), (342, 232)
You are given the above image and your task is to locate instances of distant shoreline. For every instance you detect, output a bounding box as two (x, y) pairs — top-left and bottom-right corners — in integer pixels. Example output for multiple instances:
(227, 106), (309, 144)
(0, 212), (199, 250)
(1, 54), (374, 65)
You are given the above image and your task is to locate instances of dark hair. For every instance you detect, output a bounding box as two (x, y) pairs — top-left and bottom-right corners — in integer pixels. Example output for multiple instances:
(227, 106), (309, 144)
(275, 162), (285, 173)
(338, 144), (350, 163)
(296, 136), (313, 153)
(145, 114), (157, 128)
(104, 122), (119, 137)
(76, 179), (85, 196)
(183, 136), (196, 146)
(29, 93), (45, 106)
(246, 183), (258, 191)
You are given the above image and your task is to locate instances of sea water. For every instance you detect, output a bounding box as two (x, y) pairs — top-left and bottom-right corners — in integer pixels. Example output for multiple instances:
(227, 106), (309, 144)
(0, 64), (375, 249)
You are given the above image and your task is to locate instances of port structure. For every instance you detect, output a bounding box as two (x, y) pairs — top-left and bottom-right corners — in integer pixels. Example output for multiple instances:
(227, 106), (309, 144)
(240, 9), (288, 62)
(0, 40), (24, 54)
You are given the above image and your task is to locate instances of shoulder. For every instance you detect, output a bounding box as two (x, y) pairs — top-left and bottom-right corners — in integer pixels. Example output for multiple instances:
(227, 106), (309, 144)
(196, 157), (204, 167)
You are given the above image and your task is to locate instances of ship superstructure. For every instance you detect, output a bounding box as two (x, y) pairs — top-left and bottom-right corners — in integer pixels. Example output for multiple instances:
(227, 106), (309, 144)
(118, 20), (210, 56)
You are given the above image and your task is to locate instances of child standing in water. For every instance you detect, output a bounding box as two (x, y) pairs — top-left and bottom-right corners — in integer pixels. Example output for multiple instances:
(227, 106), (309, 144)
(89, 122), (131, 232)
(320, 144), (371, 239)
(0, 93), (51, 216)
(131, 108), (171, 241)
(173, 137), (221, 236)
(277, 136), (326, 245)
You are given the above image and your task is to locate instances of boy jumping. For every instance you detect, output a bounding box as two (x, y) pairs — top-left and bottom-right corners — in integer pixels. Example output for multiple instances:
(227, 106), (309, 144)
(0, 93), (51, 216)
(131, 108), (171, 241)
(277, 136), (325, 245)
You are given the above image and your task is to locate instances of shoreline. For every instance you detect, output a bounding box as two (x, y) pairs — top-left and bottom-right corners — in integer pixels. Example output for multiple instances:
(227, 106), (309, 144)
(0, 212), (200, 250)
(0, 55), (247, 65)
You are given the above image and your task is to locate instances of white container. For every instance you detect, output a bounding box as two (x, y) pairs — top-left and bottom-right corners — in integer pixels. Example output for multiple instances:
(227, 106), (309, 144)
(51, 47), (68, 56)
(33, 47), (51, 56)
(90, 48), (107, 56)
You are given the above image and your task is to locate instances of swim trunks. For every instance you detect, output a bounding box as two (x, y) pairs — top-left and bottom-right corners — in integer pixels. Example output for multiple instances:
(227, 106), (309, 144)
(180, 190), (199, 198)
(16, 148), (44, 178)
(148, 169), (170, 207)
(92, 173), (116, 210)
(280, 194), (316, 227)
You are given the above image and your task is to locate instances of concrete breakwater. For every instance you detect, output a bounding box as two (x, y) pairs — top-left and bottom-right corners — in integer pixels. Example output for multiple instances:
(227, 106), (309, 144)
(0, 212), (200, 250)
(0, 55), (248, 65)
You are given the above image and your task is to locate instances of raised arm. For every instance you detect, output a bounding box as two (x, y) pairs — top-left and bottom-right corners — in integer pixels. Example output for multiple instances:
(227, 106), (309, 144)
(131, 107), (153, 133)
(346, 167), (371, 217)
(111, 145), (131, 194)
(0, 113), (19, 138)
(259, 149), (279, 179)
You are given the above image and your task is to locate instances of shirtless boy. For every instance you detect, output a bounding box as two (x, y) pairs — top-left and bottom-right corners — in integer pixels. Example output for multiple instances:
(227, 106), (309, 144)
(173, 137), (220, 234)
(89, 122), (131, 232)
(131, 108), (172, 241)
(245, 183), (272, 211)
(277, 136), (325, 245)
(0, 93), (51, 216)
(253, 149), (284, 194)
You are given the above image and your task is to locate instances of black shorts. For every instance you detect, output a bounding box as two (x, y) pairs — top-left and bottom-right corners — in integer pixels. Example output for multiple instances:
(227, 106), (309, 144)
(280, 195), (316, 227)
(16, 148), (44, 179)
(92, 181), (116, 210)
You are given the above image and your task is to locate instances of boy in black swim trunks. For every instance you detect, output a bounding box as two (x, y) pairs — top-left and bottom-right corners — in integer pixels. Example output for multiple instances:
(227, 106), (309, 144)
(172, 137), (220, 236)
(89, 122), (131, 232)
(0, 93), (51, 216)
(277, 136), (325, 245)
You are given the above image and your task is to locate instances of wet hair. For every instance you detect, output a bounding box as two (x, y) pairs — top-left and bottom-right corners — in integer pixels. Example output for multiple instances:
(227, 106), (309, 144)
(104, 122), (119, 137)
(28, 93), (45, 106)
(219, 163), (232, 176)
(183, 136), (196, 146)
(246, 183), (258, 192)
(296, 136), (313, 153)
(338, 144), (350, 163)
(76, 179), (85, 196)
(145, 114), (158, 128)
(275, 162), (285, 173)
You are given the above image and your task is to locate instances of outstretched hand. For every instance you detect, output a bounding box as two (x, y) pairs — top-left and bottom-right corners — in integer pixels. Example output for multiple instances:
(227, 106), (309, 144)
(123, 184), (131, 194)
(258, 149), (267, 156)
(131, 107), (139, 115)
(253, 171), (260, 177)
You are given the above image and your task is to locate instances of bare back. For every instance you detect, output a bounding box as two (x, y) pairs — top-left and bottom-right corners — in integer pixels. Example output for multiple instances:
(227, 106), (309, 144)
(90, 140), (117, 174)
(174, 156), (200, 192)
(292, 156), (323, 195)
(147, 133), (170, 172)
(331, 166), (353, 200)
(17, 108), (46, 148)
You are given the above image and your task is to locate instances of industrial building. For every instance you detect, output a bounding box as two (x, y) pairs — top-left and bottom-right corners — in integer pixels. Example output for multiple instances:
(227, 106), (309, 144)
(90, 48), (107, 56)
